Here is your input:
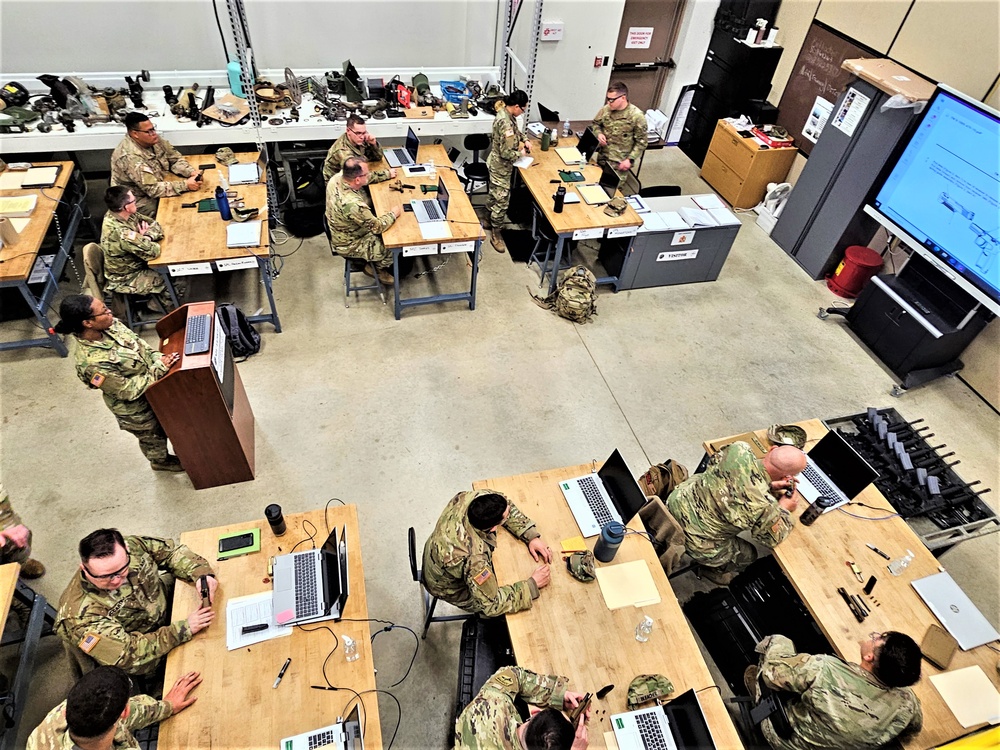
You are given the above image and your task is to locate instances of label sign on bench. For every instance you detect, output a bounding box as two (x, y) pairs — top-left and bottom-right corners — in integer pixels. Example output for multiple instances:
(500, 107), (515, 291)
(402, 243), (438, 257)
(215, 257), (259, 271)
(441, 240), (475, 254)
(572, 227), (605, 241)
(168, 262), (213, 276)
(607, 226), (638, 238)
(656, 249), (699, 262)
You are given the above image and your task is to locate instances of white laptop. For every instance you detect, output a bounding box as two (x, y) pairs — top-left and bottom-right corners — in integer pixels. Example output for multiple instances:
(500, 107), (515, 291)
(410, 176), (449, 223)
(795, 430), (879, 512)
(226, 220), (262, 248)
(272, 527), (349, 627)
(280, 703), (363, 750)
(912, 571), (1000, 650)
(228, 161), (261, 185)
(555, 146), (585, 166)
(385, 127), (419, 168)
(611, 689), (716, 750)
(559, 449), (649, 537)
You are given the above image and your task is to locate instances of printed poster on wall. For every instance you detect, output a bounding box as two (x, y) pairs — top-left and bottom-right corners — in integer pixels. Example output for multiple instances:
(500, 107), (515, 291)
(626, 27), (654, 49)
(831, 88), (871, 137)
(802, 96), (834, 144)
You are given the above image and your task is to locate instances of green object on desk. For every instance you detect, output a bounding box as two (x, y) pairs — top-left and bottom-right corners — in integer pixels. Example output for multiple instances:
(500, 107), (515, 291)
(197, 198), (219, 213)
(558, 170), (585, 182)
(217, 527), (261, 560)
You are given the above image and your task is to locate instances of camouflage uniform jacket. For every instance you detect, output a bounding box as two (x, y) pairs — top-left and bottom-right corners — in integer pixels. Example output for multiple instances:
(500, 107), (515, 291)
(0, 482), (31, 565)
(54, 535), (214, 675)
(422, 490), (541, 617)
(758, 635), (922, 750)
(0, 483), (23, 534)
(455, 666), (568, 750)
(110, 136), (194, 214)
(71, 320), (168, 431)
(26, 694), (172, 750)
(322, 133), (390, 184)
(486, 108), (525, 178)
(667, 442), (793, 554)
(592, 102), (648, 165)
(325, 174), (396, 256)
(100, 210), (164, 293)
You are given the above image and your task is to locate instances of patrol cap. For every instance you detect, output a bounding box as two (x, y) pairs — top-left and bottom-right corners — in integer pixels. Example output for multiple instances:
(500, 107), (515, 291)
(627, 674), (673, 709)
(215, 147), (238, 165)
(565, 550), (595, 583)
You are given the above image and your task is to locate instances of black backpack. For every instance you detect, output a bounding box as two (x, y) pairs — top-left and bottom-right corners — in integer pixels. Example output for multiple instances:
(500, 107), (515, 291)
(217, 303), (261, 360)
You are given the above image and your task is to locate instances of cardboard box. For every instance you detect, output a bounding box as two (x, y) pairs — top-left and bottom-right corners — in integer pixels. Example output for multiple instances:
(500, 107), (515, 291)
(841, 59), (936, 102)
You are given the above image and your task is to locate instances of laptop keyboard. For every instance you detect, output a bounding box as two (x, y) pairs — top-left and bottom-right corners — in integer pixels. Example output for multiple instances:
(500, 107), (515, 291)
(424, 201), (441, 220)
(636, 712), (669, 750)
(579, 476), (615, 527)
(307, 728), (337, 749)
(802, 463), (838, 499)
(184, 314), (211, 355)
(294, 555), (321, 618)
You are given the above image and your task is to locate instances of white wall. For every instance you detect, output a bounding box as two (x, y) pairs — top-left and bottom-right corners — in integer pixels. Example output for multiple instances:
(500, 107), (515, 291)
(657, 0), (719, 121)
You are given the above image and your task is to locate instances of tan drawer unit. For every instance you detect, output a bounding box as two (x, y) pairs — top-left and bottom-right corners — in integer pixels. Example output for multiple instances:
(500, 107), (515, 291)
(700, 120), (797, 208)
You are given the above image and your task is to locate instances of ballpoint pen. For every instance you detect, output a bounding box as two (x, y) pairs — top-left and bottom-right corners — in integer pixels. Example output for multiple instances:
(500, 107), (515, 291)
(273, 657), (291, 688)
(866, 543), (891, 560)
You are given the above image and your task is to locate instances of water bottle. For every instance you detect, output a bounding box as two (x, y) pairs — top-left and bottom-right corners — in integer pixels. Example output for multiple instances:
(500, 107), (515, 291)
(799, 495), (835, 526)
(550, 127), (559, 145)
(594, 521), (625, 562)
(888, 549), (914, 576)
(264, 504), (286, 536)
(215, 186), (232, 221)
(342, 635), (359, 662)
(553, 185), (566, 214)
(635, 616), (653, 642)
(563, 120), (572, 138)
(540, 130), (550, 151)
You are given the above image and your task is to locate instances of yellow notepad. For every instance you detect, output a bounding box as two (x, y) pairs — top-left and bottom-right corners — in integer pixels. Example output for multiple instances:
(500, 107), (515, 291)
(0, 195), (37, 217)
(561, 535), (587, 553)
(594, 559), (660, 609)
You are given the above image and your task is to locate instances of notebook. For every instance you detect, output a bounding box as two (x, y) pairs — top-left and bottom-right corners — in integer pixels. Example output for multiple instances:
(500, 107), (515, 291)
(912, 571), (1000, 650)
(226, 220), (262, 248)
(280, 702), (363, 750)
(0, 195), (38, 218)
(795, 431), (879, 511)
(20, 165), (61, 188)
(558, 449), (648, 537)
(272, 526), (350, 627)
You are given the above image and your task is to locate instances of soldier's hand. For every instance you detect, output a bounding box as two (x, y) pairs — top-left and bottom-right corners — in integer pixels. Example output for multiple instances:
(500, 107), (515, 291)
(389, 167), (398, 179)
(185, 175), (201, 191)
(0, 524), (30, 549)
(391, 204), (403, 218)
(527, 537), (552, 563)
(618, 159), (631, 172)
(137, 220), (150, 236)
(203, 574), (219, 604)
(597, 133), (608, 146)
(530, 564), (551, 589)
(778, 495), (799, 513)
(571, 713), (589, 749)
(165, 671), (202, 713)
(187, 606), (215, 634)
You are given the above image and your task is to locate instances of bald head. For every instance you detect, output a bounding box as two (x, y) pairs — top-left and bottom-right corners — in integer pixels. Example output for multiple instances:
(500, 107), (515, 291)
(763, 445), (807, 480)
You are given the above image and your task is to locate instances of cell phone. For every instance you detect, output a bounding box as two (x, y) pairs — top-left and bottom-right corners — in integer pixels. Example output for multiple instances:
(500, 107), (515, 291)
(567, 693), (591, 724)
(403, 204), (413, 212)
(737, 130), (754, 138)
(408, 165), (427, 174)
(219, 532), (255, 553)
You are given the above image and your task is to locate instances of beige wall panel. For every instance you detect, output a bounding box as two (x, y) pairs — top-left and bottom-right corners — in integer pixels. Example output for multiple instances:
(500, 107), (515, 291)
(815, 0), (911, 53)
(889, 0), (1000, 98)
(770, 0), (822, 103)
(961, 320), (1000, 410)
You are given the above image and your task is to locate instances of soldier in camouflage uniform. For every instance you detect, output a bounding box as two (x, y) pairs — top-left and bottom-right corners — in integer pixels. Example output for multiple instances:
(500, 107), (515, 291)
(111, 112), (199, 216)
(325, 157), (401, 286)
(667, 442), (806, 584)
(100, 186), (174, 312)
(422, 490), (552, 617)
(486, 90), (529, 253)
(322, 114), (397, 184)
(55, 528), (217, 677)
(591, 82), (648, 182)
(27, 665), (201, 750)
(54, 295), (182, 471)
(455, 666), (589, 750)
(0, 483), (45, 578)
(749, 632), (922, 750)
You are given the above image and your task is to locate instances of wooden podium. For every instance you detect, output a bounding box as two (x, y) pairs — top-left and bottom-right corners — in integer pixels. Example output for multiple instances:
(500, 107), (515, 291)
(145, 302), (255, 489)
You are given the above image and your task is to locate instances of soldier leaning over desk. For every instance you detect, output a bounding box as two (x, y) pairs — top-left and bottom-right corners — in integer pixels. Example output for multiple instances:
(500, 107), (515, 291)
(591, 81), (647, 182)
(322, 114), (397, 184)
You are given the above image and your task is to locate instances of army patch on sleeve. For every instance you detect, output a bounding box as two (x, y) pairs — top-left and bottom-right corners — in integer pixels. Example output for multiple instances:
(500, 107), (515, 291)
(79, 632), (101, 654)
(771, 519), (784, 536)
(126, 231), (138, 241)
(89, 373), (106, 388)
(473, 568), (492, 586)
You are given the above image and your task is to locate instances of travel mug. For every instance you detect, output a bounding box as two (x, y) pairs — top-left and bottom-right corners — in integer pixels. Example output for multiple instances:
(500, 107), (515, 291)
(541, 130), (550, 151)
(799, 495), (835, 526)
(264, 503), (286, 536)
(594, 521), (625, 562)
(553, 185), (566, 213)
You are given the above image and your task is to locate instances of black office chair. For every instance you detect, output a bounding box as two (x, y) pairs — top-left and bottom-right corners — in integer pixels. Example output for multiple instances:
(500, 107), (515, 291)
(638, 184), (682, 198)
(408, 527), (474, 639)
(462, 134), (491, 197)
(82, 243), (169, 331)
(321, 214), (385, 307)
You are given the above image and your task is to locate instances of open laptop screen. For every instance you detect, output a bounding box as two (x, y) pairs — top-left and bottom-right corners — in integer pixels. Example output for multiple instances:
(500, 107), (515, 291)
(599, 161), (621, 199)
(577, 127), (599, 163)
(405, 127), (420, 161)
(437, 176), (450, 218)
(808, 431), (879, 500)
(598, 449), (648, 524)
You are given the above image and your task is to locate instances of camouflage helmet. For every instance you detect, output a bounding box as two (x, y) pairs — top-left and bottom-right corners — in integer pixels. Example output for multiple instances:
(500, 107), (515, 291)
(627, 674), (674, 709)
(215, 147), (238, 165)
(565, 550), (595, 583)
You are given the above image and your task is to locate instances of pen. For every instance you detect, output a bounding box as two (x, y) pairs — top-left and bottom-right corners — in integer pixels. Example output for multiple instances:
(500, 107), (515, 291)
(273, 657), (291, 688)
(866, 543), (891, 560)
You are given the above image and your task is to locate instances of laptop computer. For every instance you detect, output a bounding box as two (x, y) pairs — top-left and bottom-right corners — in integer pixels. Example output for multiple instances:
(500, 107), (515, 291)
(578, 162), (622, 206)
(228, 155), (264, 185)
(611, 689), (717, 750)
(272, 527), (348, 626)
(555, 146), (586, 166)
(280, 703), (363, 750)
(411, 176), (449, 223)
(386, 127), (419, 168)
(795, 431), (879, 512)
(577, 127), (600, 163)
(912, 571), (1000, 650)
(226, 220), (262, 248)
(559, 449), (649, 537)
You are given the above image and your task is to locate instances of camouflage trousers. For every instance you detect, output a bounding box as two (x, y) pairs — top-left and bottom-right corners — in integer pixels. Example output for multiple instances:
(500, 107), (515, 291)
(686, 535), (759, 578)
(340, 235), (392, 270)
(108, 270), (174, 314)
(487, 168), (513, 228)
(112, 399), (170, 464)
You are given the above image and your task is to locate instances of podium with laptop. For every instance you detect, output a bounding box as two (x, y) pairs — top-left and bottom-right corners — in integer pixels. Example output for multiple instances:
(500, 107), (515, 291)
(150, 150), (282, 332)
(704, 420), (1000, 749)
(159, 506), (381, 750)
(144, 301), (255, 490)
(476, 453), (745, 750)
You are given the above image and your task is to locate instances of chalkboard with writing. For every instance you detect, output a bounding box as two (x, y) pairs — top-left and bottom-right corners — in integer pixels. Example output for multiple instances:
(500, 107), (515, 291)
(776, 21), (877, 156)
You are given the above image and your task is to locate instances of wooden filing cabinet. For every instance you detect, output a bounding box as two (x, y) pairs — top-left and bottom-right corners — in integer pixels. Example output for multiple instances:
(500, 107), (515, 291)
(700, 120), (797, 208)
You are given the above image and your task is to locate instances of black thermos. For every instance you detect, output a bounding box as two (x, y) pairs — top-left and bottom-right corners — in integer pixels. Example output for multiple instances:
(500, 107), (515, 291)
(264, 504), (286, 536)
(554, 185), (566, 213)
(800, 495), (835, 526)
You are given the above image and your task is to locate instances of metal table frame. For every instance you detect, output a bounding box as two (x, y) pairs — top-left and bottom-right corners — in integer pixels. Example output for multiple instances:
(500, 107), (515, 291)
(390, 241), (482, 320)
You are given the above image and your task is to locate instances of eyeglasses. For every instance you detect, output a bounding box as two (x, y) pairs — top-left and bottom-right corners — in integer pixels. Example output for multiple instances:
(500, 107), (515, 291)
(869, 632), (888, 642)
(124, 198), (137, 206)
(606, 94), (625, 104)
(136, 126), (157, 134)
(348, 128), (366, 136)
(85, 554), (131, 581)
(88, 308), (113, 320)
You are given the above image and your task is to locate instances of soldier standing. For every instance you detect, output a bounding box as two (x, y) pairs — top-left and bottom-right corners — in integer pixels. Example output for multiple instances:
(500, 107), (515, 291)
(27, 666), (201, 750)
(54, 528), (217, 677)
(747, 632), (922, 749)
(100, 186), (174, 314)
(667, 442), (805, 585)
(0, 483), (45, 579)
(322, 114), (397, 184)
(486, 90), (530, 254)
(54, 295), (182, 472)
(455, 666), (590, 750)
(591, 82), (648, 183)
(325, 157), (401, 286)
(422, 490), (552, 617)
(111, 112), (199, 217)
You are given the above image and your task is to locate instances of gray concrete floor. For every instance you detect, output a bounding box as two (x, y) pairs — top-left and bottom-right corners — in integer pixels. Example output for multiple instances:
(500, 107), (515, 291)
(1, 146), (998, 748)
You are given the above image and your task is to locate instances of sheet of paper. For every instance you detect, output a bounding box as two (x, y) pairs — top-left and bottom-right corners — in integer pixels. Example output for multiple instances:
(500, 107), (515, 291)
(708, 207), (740, 226)
(604, 731), (621, 750)
(692, 194), (725, 210)
(9, 218), (30, 233)
(658, 212), (689, 231)
(419, 221), (451, 240)
(514, 156), (534, 168)
(678, 206), (717, 227)
(561, 535), (588, 553)
(0, 171), (25, 190)
(594, 559), (661, 609)
(226, 220), (262, 248)
(626, 195), (650, 213)
(639, 212), (667, 233)
(930, 666), (1000, 727)
(225, 591), (293, 651)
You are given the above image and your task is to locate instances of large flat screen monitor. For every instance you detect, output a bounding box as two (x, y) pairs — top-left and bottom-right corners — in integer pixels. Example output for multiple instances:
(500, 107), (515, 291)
(864, 85), (1000, 316)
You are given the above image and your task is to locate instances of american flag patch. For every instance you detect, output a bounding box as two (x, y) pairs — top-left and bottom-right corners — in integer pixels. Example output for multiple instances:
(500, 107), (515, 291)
(89, 373), (105, 388)
(473, 568), (492, 586)
(79, 632), (101, 653)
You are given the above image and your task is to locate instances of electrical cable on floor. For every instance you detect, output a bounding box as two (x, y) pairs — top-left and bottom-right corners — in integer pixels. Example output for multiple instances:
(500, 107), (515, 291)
(351, 689), (402, 750)
(369, 622), (419, 687)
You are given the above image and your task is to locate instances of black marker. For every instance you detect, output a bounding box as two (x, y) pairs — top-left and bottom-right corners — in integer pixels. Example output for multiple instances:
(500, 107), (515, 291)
(273, 657), (291, 688)
(241, 623), (268, 635)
